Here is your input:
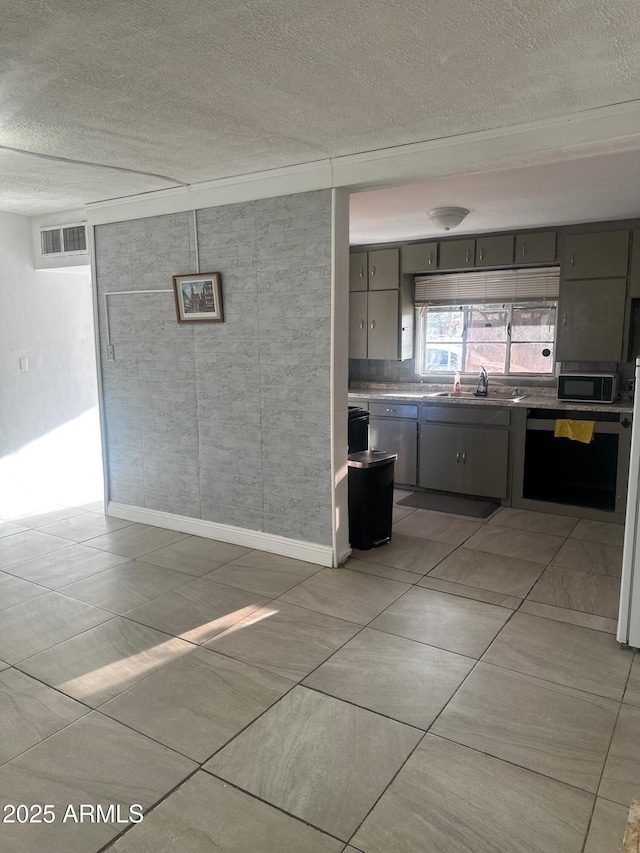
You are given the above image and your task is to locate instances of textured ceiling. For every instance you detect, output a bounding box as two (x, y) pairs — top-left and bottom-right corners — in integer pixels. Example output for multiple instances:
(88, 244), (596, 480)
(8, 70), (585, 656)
(349, 148), (640, 243)
(2, 0), (640, 214)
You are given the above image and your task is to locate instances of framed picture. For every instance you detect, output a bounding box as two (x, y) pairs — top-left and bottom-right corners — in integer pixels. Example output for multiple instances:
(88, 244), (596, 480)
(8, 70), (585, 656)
(172, 272), (224, 323)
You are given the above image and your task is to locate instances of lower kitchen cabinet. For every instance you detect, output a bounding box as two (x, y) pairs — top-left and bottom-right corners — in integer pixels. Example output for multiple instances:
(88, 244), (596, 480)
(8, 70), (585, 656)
(369, 417), (418, 486)
(419, 424), (509, 499)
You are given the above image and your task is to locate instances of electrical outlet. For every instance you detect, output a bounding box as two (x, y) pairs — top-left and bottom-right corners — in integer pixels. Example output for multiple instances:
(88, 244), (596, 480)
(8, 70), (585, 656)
(107, 345), (115, 361)
(19, 357), (28, 371)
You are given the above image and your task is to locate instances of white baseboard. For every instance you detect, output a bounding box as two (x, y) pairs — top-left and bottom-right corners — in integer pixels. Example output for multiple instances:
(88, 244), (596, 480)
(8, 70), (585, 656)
(107, 502), (335, 567)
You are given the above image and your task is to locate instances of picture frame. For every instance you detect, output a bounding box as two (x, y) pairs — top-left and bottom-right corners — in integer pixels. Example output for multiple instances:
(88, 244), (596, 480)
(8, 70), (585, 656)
(172, 272), (224, 323)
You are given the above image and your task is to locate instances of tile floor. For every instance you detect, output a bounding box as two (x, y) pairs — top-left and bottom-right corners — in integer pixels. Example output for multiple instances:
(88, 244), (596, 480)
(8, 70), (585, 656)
(0, 497), (635, 852)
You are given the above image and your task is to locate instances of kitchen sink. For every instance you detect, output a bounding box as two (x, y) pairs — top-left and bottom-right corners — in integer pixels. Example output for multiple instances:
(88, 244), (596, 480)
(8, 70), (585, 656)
(428, 391), (529, 402)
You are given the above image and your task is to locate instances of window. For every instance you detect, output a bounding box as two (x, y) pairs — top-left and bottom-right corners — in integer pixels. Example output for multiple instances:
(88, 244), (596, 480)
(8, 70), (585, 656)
(418, 301), (557, 375)
(40, 223), (87, 256)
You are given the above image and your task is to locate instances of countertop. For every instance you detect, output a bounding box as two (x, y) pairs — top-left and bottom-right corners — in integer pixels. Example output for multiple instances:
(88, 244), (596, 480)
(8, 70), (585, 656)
(348, 383), (634, 414)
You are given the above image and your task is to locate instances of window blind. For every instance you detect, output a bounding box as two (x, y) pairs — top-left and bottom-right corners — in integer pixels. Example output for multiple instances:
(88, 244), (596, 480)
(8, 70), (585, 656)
(414, 266), (560, 304)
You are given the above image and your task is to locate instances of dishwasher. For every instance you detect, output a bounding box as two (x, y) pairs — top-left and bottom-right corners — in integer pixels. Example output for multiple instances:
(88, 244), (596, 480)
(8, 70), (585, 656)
(523, 409), (626, 511)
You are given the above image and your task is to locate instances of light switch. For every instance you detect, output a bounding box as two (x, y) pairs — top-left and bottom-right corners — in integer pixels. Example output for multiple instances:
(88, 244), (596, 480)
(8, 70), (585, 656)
(19, 357), (28, 372)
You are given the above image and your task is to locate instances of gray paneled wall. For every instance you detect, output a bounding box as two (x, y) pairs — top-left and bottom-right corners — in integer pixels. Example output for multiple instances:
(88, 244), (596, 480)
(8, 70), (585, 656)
(95, 190), (333, 546)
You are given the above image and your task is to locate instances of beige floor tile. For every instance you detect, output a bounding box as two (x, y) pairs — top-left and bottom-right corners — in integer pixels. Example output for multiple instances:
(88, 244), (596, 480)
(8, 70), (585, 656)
(392, 509), (483, 545)
(206, 686), (422, 840)
(623, 654), (640, 707)
(0, 571), (47, 611)
(343, 556), (423, 585)
(392, 505), (416, 524)
(519, 600), (618, 634)
(352, 735), (593, 853)
(417, 575), (522, 608)
(369, 586), (511, 658)
(0, 668), (88, 765)
(0, 661), (7, 672)
(600, 703), (640, 807)
(38, 513), (133, 543)
(427, 546), (544, 597)
(0, 544), (130, 589)
(528, 565), (621, 619)
(351, 533), (455, 574)
(483, 612), (631, 700)
(0, 712), (196, 853)
(11, 506), (88, 529)
(75, 500), (105, 512)
(464, 523), (565, 564)
(0, 521), (28, 539)
(18, 616), (192, 707)
(552, 538), (623, 576)
(571, 518), (625, 547)
(139, 536), (252, 576)
(432, 662), (618, 793)
(203, 550), (322, 598)
(123, 577), (269, 643)
(584, 797), (628, 853)
(110, 771), (343, 853)
(59, 560), (192, 614)
(102, 647), (293, 761)
(278, 568), (409, 625)
(394, 489), (414, 505)
(0, 593), (112, 664)
(0, 529), (74, 569)
(303, 628), (474, 728)
(206, 601), (361, 681)
(489, 507), (579, 537)
(87, 524), (189, 558)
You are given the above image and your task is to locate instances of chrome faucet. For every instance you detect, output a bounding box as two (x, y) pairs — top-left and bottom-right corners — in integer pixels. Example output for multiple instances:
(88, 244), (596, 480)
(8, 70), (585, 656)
(476, 366), (489, 397)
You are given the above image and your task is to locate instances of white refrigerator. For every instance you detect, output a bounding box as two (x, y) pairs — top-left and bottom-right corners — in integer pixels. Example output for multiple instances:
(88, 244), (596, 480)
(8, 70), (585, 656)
(619, 357), (640, 647)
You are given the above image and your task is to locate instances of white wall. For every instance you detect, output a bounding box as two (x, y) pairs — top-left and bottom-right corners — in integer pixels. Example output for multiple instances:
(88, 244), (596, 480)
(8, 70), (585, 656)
(0, 211), (102, 514)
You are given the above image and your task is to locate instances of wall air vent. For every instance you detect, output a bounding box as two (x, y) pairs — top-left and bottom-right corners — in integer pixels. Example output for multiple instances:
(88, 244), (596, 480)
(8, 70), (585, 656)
(40, 223), (87, 256)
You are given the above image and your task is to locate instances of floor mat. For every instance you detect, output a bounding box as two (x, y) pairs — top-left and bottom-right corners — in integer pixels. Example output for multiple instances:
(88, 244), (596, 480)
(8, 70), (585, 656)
(397, 491), (500, 519)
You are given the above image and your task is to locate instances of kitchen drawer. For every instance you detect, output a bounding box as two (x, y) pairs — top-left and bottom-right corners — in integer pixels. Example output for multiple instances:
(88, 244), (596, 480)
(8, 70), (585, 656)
(370, 402), (418, 419)
(422, 405), (511, 426)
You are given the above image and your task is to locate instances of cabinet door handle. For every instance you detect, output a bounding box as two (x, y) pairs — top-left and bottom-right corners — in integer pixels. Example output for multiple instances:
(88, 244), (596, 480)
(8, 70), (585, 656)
(359, 320), (364, 329)
(371, 265), (376, 276)
(479, 247), (485, 260)
(570, 254), (575, 267)
(462, 451), (467, 464)
(428, 252), (434, 265)
(522, 242), (526, 257)
(360, 268), (364, 278)
(370, 320), (376, 330)
(456, 451), (461, 463)
(385, 408), (396, 413)
(465, 250), (471, 263)
(563, 313), (568, 326)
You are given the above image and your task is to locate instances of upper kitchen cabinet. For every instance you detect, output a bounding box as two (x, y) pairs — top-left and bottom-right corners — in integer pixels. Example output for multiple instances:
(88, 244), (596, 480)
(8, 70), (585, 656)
(563, 230), (630, 279)
(515, 232), (557, 264)
(556, 278), (627, 361)
(349, 291), (368, 359)
(368, 248), (400, 290)
(629, 229), (640, 297)
(438, 238), (475, 270)
(367, 290), (400, 359)
(402, 241), (438, 273)
(349, 248), (400, 291)
(349, 252), (368, 291)
(476, 234), (514, 267)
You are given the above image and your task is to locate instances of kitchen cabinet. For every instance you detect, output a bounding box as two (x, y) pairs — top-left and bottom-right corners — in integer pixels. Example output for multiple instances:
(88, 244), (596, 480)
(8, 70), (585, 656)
(476, 234), (514, 267)
(402, 241), (438, 273)
(515, 231), (557, 264)
(349, 248), (400, 291)
(349, 252), (368, 291)
(556, 278), (627, 361)
(419, 422), (509, 499)
(370, 416), (418, 486)
(349, 291), (367, 359)
(563, 230), (629, 280)
(438, 239), (475, 270)
(367, 290), (400, 360)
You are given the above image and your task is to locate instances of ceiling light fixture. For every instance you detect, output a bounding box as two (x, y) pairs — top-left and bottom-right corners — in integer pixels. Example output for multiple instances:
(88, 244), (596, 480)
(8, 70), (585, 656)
(427, 207), (469, 231)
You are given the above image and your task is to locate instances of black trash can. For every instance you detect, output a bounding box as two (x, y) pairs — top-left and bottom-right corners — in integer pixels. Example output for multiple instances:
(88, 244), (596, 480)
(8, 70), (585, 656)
(348, 450), (397, 550)
(348, 406), (369, 453)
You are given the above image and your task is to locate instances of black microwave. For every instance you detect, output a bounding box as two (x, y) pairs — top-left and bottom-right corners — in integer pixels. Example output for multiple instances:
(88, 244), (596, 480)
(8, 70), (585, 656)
(557, 374), (619, 404)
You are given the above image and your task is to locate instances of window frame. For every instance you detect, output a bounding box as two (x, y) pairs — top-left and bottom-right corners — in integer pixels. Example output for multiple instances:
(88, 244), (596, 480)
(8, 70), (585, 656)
(416, 299), (558, 378)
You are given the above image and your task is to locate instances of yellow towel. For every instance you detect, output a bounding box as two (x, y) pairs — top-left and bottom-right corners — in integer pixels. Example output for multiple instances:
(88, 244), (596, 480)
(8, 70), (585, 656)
(554, 419), (595, 444)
